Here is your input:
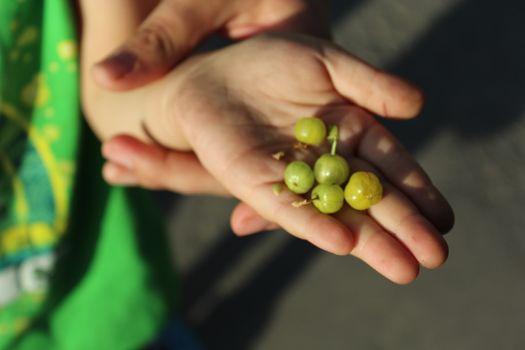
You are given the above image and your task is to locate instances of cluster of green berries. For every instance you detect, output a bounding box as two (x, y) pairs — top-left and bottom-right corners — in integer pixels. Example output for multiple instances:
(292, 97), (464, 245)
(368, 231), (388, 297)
(281, 117), (383, 214)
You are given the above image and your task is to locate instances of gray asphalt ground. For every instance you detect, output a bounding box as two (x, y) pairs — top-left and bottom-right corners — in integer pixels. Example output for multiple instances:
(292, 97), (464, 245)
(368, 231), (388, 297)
(165, 0), (525, 349)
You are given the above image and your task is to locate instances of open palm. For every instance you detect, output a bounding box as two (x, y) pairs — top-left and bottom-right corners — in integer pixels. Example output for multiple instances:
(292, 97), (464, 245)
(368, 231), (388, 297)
(111, 33), (454, 284)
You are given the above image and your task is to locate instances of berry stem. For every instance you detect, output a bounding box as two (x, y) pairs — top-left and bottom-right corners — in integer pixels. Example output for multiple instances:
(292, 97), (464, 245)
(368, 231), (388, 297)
(328, 125), (339, 156)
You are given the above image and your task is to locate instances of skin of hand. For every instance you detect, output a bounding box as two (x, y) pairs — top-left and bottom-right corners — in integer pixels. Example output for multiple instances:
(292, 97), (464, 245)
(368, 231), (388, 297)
(102, 33), (454, 284)
(80, 0), (328, 141)
(92, 0), (330, 90)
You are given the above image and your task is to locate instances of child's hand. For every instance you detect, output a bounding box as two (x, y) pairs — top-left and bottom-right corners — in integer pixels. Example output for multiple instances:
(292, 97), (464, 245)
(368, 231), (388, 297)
(106, 33), (454, 284)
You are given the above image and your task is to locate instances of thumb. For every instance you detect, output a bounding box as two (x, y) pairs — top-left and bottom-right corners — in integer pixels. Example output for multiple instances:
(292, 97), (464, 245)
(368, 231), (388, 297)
(323, 45), (424, 119)
(92, 0), (226, 91)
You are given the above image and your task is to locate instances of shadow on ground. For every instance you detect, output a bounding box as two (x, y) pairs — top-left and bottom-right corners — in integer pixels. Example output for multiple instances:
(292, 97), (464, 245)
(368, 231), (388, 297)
(384, 0), (525, 148)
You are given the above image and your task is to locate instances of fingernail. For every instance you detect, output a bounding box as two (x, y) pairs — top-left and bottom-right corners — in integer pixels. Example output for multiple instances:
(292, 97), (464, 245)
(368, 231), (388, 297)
(103, 163), (138, 186)
(97, 51), (137, 79)
(102, 142), (134, 169)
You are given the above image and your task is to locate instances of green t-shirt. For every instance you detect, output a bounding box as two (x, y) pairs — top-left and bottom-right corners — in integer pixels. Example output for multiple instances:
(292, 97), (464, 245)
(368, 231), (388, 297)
(0, 1), (178, 349)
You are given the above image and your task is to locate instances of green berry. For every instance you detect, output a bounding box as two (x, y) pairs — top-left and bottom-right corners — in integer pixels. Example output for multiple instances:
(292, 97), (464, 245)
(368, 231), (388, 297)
(284, 161), (315, 194)
(314, 154), (350, 185)
(344, 171), (383, 210)
(294, 117), (327, 145)
(311, 184), (345, 214)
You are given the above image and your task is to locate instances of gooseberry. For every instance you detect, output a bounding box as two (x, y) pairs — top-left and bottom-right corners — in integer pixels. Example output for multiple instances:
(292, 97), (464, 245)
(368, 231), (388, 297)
(294, 117), (327, 146)
(284, 161), (315, 194)
(344, 171), (383, 210)
(311, 184), (345, 214)
(314, 154), (350, 185)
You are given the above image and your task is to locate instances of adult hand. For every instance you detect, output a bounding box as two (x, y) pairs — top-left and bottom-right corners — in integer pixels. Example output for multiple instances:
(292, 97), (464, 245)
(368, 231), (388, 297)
(93, 0), (329, 91)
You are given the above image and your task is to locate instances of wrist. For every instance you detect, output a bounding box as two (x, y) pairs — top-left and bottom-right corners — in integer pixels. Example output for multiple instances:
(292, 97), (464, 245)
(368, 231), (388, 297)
(141, 72), (192, 151)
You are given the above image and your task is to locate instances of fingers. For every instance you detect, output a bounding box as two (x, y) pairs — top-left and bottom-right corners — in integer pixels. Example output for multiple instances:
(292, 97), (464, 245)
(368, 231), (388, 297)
(93, 0), (227, 91)
(230, 202), (279, 235)
(102, 162), (139, 186)
(368, 184), (448, 269)
(233, 188), (426, 284)
(356, 123), (455, 233)
(206, 123), (447, 277)
(247, 182), (356, 255)
(233, 180), (426, 284)
(335, 208), (420, 284)
(101, 135), (282, 238)
(322, 45), (424, 119)
(322, 108), (453, 233)
(223, 1), (332, 40)
(102, 135), (228, 195)
(230, 172), (428, 284)
(343, 156), (449, 269)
